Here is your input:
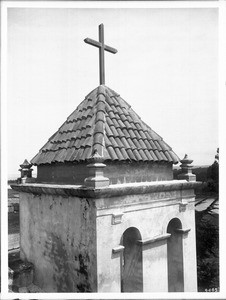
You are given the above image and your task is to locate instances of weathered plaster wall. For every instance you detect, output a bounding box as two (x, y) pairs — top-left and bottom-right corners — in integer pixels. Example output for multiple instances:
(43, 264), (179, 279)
(37, 163), (88, 185)
(37, 162), (173, 185)
(15, 180), (198, 293)
(105, 162), (173, 184)
(19, 192), (97, 292)
(95, 188), (197, 292)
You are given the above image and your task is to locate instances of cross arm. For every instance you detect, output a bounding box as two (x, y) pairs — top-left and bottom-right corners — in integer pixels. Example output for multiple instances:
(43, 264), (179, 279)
(84, 38), (117, 54)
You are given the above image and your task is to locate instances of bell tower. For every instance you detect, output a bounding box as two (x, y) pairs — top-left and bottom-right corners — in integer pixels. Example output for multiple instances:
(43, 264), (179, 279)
(11, 24), (200, 293)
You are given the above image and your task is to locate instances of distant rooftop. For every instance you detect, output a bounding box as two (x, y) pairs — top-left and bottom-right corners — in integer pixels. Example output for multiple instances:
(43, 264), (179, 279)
(31, 85), (179, 166)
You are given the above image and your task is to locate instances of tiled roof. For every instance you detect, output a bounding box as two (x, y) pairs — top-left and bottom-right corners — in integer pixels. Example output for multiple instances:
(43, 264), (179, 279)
(31, 85), (179, 165)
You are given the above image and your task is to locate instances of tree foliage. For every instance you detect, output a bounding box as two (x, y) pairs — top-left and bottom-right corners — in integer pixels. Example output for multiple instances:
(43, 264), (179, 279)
(196, 202), (219, 291)
(195, 150), (219, 291)
(206, 161), (219, 193)
(206, 148), (219, 193)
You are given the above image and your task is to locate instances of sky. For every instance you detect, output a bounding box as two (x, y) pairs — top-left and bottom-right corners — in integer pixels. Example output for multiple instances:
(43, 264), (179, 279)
(7, 7), (218, 177)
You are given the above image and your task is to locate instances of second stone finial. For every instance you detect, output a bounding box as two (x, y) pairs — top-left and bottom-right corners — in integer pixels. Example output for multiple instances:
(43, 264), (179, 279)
(178, 154), (196, 182)
(84, 150), (109, 188)
(18, 159), (35, 183)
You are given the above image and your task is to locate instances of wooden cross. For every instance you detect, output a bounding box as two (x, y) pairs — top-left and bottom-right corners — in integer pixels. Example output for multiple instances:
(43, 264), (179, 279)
(84, 24), (117, 85)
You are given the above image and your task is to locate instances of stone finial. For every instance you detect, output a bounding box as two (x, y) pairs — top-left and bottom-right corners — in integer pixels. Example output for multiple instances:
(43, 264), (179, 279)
(178, 154), (196, 182)
(84, 150), (109, 188)
(19, 159), (34, 183)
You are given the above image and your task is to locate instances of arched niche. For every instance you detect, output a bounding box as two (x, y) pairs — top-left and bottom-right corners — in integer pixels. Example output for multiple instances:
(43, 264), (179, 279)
(121, 227), (143, 292)
(167, 218), (184, 292)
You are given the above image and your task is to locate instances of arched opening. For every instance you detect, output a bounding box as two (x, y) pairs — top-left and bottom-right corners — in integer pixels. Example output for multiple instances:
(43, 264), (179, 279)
(167, 218), (184, 292)
(121, 227), (143, 292)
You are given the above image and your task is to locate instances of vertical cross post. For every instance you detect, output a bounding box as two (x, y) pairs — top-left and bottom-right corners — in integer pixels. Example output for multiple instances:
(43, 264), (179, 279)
(84, 24), (117, 85)
(99, 24), (105, 85)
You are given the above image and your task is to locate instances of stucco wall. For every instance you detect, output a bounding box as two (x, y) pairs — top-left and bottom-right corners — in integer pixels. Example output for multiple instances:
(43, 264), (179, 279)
(37, 161), (173, 185)
(95, 189), (197, 292)
(19, 192), (97, 292)
(16, 180), (198, 293)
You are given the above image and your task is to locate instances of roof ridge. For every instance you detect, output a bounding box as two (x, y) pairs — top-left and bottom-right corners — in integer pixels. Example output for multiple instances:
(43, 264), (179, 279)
(91, 85), (109, 159)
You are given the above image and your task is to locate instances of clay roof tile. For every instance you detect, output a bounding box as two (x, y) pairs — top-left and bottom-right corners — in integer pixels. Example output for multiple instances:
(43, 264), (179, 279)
(107, 146), (118, 160)
(31, 85), (179, 165)
(132, 149), (142, 160)
(126, 148), (136, 160)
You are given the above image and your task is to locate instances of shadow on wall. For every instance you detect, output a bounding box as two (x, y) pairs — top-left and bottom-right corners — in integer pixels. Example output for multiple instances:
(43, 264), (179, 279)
(167, 218), (184, 292)
(120, 227), (143, 293)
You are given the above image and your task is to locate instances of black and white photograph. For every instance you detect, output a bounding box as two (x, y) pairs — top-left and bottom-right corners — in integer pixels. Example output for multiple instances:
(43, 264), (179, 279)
(1, 0), (225, 298)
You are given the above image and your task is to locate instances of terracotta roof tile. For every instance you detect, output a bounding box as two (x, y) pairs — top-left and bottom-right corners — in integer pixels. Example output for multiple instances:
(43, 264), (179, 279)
(158, 140), (172, 151)
(108, 111), (115, 120)
(105, 101), (113, 112)
(138, 131), (146, 140)
(133, 149), (142, 160)
(106, 114), (114, 124)
(159, 151), (168, 161)
(137, 139), (146, 149)
(154, 140), (162, 151)
(75, 148), (84, 161)
(63, 148), (74, 161)
(154, 150), (164, 161)
(132, 139), (141, 149)
(31, 85), (179, 165)
(122, 128), (130, 139)
(150, 150), (158, 161)
(115, 137), (126, 149)
(109, 125), (118, 137)
(143, 139), (151, 150)
(120, 137), (130, 149)
(112, 105), (119, 115)
(54, 148), (67, 162)
(115, 148), (124, 160)
(84, 135), (93, 147)
(83, 146), (92, 159)
(117, 119), (125, 128)
(120, 147), (130, 160)
(123, 120), (131, 129)
(116, 127), (124, 138)
(169, 151), (179, 164)
(83, 126), (92, 137)
(107, 146), (118, 160)
(135, 122), (142, 130)
(128, 129), (136, 139)
(164, 150), (172, 161)
(144, 149), (154, 161)
(136, 131), (144, 141)
(109, 136), (119, 149)
(105, 135), (111, 147)
(111, 118), (119, 128)
(121, 107), (130, 115)
(127, 138), (137, 150)
(149, 140), (158, 150)
(138, 149), (148, 161)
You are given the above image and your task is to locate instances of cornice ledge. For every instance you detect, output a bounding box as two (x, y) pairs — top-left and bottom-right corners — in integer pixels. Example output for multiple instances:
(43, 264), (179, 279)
(11, 180), (201, 199)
